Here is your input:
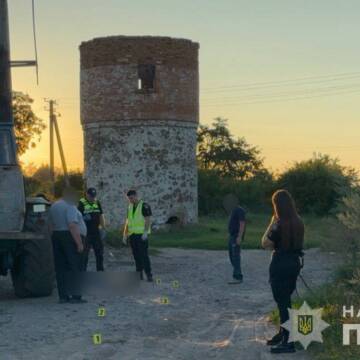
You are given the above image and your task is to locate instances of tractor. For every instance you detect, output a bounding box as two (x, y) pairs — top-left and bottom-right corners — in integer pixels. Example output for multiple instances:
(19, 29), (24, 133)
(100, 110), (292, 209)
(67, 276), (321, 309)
(0, 0), (54, 297)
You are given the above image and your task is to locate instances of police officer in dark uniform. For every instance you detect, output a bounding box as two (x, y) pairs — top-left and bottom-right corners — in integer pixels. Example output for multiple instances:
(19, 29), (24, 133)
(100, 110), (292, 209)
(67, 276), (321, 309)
(122, 189), (153, 282)
(78, 188), (106, 271)
(262, 189), (304, 354)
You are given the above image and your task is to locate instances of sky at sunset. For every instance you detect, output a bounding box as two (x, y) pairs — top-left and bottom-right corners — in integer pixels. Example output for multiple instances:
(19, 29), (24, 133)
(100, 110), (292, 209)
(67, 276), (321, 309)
(8, 0), (360, 172)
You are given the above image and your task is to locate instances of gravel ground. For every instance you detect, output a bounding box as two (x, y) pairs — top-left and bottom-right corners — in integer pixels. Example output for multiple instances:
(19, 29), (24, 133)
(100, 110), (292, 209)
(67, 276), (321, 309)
(0, 247), (339, 360)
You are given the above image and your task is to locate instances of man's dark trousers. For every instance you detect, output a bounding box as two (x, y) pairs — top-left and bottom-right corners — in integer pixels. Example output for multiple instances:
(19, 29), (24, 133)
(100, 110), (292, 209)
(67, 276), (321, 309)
(52, 231), (83, 300)
(129, 234), (152, 277)
(228, 235), (242, 280)
(83, 231), (104, 271)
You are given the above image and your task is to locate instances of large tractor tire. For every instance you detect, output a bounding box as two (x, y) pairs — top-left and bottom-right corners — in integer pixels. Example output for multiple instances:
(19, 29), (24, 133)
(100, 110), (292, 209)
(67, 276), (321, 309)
(11, 234), (55, 298)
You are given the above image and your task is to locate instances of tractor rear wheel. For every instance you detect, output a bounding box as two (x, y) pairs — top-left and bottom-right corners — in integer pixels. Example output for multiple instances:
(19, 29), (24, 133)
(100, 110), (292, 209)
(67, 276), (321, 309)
(11, 234), (55, 298)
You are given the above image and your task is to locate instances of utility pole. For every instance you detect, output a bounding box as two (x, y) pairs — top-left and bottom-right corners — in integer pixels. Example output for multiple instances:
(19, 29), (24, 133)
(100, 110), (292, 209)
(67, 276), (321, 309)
(53, 114), (69, 186)
(45, 99), (70, 195)
(49, 100), (55, 194)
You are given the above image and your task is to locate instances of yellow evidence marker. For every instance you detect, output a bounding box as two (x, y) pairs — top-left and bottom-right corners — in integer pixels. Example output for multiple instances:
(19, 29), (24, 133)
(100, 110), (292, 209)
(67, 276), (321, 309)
(172, 280), (180, 288)
(160, 297), (170, 305)
(93, 334), (102, 345)
(98, 307), (106, 317)
(155, 278), (162, 285)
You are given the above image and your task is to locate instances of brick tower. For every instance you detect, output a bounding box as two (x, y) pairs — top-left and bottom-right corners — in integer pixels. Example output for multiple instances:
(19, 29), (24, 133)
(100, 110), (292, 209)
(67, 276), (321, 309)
(80, 36), (199, 228)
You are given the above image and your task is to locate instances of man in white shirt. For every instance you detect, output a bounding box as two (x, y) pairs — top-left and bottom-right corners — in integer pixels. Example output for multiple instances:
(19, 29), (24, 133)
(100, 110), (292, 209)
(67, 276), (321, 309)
(49, 187), (87, 303)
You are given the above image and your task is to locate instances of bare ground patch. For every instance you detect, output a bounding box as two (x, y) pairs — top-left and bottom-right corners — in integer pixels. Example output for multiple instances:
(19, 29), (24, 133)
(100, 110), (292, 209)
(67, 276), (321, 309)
(0, 248), (338, 360)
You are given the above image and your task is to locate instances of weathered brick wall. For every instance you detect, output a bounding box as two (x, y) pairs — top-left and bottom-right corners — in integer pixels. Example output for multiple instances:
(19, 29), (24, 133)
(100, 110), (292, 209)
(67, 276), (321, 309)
(80, 36), (199, 228)
(83, 121), (198, 227)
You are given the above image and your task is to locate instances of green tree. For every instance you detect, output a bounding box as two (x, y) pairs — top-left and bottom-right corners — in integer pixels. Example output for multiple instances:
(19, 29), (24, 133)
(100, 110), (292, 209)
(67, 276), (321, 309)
(197, 117), (264, 179)
(13, 91), (46, 156)
(277, 154), (358, 215)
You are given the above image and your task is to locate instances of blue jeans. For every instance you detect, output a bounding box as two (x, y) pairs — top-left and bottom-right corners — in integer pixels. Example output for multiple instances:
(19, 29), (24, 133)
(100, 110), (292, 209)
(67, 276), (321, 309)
(228, 235), (242, 279)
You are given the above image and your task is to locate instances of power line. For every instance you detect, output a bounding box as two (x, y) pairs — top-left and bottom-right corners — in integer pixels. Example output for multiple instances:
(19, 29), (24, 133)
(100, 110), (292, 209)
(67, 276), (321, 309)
(201, 83), (360, 104)
(59, 71), (360, 99)
(54, 71), (360, 107)
(202, 87), (360, 107)
(265, 145), (360, 152)
(58, 86), (360, 108)
(201, 71), (360, 93)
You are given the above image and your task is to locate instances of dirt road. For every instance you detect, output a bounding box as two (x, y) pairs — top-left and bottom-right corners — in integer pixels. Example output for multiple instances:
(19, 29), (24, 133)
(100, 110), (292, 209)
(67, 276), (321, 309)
(0, 247), (338, 360)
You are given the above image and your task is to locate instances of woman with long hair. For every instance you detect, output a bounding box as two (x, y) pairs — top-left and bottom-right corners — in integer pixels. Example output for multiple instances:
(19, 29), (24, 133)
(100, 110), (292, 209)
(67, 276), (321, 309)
(262, 189), (304, 354)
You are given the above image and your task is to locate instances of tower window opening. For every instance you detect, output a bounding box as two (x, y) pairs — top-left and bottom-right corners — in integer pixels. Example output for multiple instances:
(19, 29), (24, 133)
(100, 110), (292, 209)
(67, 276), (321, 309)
(138, 64), (156, 91)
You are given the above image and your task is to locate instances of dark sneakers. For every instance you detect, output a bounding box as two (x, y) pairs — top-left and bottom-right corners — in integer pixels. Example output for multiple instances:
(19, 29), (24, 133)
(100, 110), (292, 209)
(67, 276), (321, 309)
(228, 275), (243, 284)
(270, 342), (296, 354)
(138, 271), (153, 282)
(58, 296), (87, 304)
(266, 332), (283, 346)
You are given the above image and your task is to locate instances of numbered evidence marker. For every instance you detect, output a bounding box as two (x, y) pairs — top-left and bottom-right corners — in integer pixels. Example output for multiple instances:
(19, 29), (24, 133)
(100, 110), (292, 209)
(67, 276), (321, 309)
(172, 280), (180, 289)
(93, 333), (102, 345)
(160, 296), (170, 305)
(98, 307), (106, 317)
(155, 278), (162, 285)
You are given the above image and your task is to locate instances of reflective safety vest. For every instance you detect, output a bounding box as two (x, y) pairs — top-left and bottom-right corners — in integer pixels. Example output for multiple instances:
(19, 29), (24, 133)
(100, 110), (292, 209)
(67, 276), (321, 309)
(127, 200), (150, 235)
(80, 197), (101, 215)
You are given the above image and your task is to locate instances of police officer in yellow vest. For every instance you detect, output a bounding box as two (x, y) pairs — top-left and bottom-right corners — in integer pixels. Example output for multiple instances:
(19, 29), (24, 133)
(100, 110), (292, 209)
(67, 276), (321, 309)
(123, 189), (153, 282)
(78, 188), (106, 271)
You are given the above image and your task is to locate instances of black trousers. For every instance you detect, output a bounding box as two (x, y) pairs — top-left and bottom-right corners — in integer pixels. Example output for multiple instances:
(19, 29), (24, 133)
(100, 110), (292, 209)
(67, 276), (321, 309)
(129, 234), (152, 276)
(269, 252), (301, 342)
(52, 231), (83, 300)
(83, 231), (104, 271)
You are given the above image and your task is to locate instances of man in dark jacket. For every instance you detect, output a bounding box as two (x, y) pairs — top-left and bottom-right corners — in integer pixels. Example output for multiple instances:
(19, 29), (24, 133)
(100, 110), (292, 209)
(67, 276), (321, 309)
(227, 201), (246, 284)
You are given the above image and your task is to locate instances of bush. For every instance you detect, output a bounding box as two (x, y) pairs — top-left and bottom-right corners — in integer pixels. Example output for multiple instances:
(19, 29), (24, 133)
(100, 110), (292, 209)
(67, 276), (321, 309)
(336, 193), (360, 267)
(277, 155), (358, 215)
(23, 165), (85, 200)
(301, 268), (360, 359)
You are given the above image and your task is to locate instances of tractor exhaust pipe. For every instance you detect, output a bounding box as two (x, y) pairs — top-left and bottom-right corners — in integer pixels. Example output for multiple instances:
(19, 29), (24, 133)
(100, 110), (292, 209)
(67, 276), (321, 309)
(0, 0), (17, 165)
(0, 0), (25, 232)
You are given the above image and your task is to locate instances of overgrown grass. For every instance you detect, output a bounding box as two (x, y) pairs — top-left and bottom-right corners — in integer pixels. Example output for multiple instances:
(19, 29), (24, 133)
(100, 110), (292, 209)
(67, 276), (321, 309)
(105, 213), (331, 250)
(152, 213), (266, 249)
(269, 265), (360, 359)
